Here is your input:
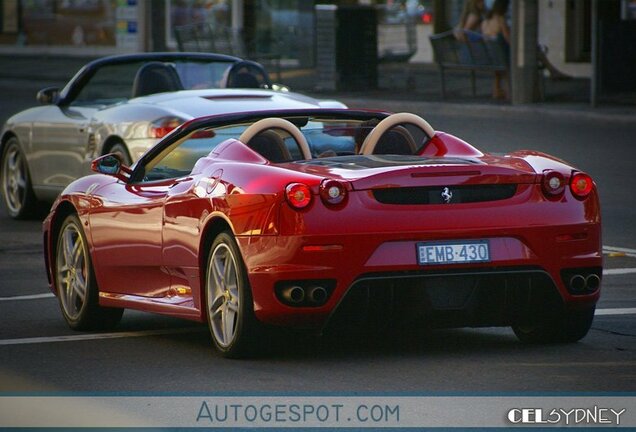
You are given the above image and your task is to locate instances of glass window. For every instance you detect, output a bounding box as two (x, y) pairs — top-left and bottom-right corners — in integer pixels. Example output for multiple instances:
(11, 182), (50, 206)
(144, 124), (247, 181)
(72, 61), (144, 106)
(140, 115), (431, 183)
(71, 59), (235, 106)
(166, 0), (232, 48)
(21, 0), (117, 46)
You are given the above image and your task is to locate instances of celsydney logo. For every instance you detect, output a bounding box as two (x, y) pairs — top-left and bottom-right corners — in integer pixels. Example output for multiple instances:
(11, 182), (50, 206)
(507, 407), (626, 425)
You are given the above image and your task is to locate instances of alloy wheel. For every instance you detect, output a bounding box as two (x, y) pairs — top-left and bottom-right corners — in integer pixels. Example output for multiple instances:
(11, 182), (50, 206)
(56, 222), (88, 320)
(2, 144), (28, 215)
(207, 242), (241, 348)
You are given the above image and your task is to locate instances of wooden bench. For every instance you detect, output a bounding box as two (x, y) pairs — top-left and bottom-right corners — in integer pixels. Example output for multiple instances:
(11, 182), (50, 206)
(429, 29), (509, 99)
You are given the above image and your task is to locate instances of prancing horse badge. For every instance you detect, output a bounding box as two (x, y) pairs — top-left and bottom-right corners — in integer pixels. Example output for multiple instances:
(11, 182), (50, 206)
(441, 187), (453, 204)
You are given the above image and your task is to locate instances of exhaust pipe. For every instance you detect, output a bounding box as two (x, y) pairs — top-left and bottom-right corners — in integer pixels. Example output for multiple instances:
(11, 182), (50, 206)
(569, 275), (586, 292)
(308, 286), (328, 304)
(280, 286), (305, 304)
(585, 274), (601, 291)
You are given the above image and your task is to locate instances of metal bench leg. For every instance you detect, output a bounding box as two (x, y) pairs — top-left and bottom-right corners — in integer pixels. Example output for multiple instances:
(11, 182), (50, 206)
(471, 70), (476, 96)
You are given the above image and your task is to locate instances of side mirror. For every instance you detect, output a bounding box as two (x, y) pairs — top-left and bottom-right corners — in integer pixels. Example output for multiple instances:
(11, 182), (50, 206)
(91, 153), (130, 182)
(36, 87), (59, 105)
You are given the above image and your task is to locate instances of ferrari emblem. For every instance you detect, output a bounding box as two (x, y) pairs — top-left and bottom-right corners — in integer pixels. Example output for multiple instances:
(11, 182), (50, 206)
(441, 187), (453, 204)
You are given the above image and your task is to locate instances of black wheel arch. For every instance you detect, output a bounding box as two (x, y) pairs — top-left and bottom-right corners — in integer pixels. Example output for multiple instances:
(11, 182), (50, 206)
(102, 136), (130, 157)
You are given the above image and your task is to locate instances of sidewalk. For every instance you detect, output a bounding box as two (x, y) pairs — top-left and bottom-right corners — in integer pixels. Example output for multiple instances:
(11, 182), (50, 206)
(1, 54), (635, 123)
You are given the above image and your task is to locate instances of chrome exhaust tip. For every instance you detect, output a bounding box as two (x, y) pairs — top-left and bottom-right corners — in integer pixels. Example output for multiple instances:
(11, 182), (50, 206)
(281, 285), (305, 304)
(569, 275), (586, 292)
(585, 274), (601, 291)
(308, 286), (328, 304)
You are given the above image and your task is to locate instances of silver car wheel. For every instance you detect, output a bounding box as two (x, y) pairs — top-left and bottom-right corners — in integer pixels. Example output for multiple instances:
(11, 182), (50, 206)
(56, 221), (88, 320)
(2, 144), (28, 215)
(207, 242), (240, 348)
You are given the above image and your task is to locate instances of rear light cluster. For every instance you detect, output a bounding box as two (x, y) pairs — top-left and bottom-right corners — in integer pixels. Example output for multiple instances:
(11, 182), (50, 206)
(285, 183), (312, 209)
(149, 116), (185, 138)
(570, 172), (593, 199)
(285, 179), (348, 210)
(541, 170), (593, 200)
(541, 170), (565, 197)
(319, 179), (347, 205)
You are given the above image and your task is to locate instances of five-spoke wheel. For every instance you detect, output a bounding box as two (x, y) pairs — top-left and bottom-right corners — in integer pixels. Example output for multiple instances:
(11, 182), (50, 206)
(57, 220), (89, 321)
(55, 214), (123, 330)
(1, 137), (36, 219)
(205, 231), (259, 357)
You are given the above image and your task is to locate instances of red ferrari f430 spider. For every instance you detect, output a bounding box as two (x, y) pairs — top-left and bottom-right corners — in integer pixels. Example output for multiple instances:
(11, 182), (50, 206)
(43, 109), (602, 357)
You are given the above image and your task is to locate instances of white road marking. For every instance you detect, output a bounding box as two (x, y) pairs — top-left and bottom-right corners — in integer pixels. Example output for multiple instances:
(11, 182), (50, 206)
(604, 245), (636, 258)
(0, 309), (634, 347)
(604, 268), (636, 275)
(595, 308), (636, 316)
(0, 327), (204, 346)
(0, 293), (55, 301)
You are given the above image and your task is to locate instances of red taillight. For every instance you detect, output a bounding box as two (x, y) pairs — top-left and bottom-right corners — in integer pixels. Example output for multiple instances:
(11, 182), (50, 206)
(541, 170), (565, 197)
(319, 179), (347, 206)
(285, 183), (312, 209)
(570, 172), (593, 199)
(422, 12), (433, 24)
(149, 117), (184, 138)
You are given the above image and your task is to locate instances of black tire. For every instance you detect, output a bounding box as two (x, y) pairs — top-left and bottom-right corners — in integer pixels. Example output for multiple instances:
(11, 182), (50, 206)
(107, 142), (132, 166)
(204, 231), (261, 358)
(55, 214), (123, 330)
(1, 137), (37, 219)
(513, 306), (595, 344)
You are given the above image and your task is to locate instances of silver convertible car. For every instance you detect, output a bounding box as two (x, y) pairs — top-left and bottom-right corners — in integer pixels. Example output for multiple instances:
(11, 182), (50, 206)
(0, 52), (345, 219)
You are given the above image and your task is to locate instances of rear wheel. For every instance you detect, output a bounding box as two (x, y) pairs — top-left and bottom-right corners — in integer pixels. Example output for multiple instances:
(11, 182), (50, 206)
(205, 231), (261, 358)
(1, 137), (37, 219)
(513, 306), (595, 343)
(56, 214), (123, 330)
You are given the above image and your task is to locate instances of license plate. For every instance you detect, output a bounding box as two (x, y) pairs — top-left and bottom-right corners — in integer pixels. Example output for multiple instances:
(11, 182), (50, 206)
(416, 240), (490, 265)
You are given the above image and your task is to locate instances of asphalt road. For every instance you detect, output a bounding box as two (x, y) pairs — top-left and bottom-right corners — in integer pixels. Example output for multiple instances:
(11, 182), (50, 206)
(0, 77), (635, 394)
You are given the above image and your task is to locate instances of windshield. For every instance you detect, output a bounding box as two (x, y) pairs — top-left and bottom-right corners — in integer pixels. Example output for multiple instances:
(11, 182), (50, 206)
(143, 116), (430, 182)
(71, 59), (237, 107)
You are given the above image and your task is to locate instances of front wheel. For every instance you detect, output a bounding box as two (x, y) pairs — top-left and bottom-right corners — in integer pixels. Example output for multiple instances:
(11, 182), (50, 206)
(1, 137), (37, 219)
(55, 214), (123, 330)
(513, 306), (595, 344)
(205, 231), (261, 358)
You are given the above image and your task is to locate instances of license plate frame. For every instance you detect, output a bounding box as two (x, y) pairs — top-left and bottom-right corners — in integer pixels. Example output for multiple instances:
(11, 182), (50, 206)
(416, 240), (491, 265)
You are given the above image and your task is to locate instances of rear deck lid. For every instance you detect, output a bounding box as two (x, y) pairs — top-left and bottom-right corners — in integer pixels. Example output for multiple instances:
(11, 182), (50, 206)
(292, 154), (538, 190)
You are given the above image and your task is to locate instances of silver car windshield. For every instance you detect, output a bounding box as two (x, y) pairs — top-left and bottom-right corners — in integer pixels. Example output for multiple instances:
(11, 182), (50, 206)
(71, 60), (236, 107)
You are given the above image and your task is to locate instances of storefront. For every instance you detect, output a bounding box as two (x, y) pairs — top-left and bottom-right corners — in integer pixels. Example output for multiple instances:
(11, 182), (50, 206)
(0, 0), (145, 55)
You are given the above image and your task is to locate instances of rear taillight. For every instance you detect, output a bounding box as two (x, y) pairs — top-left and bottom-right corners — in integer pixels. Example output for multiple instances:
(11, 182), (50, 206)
(570, 172), (593, 199)
(149, 117), (184, 138)
(542, 170), (565, 197)
(319, 179), (347, 206)
(285, 183), (312, 209)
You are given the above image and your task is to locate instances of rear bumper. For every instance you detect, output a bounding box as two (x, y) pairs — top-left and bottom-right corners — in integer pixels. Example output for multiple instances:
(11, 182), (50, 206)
(239, 223), (602, 328)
